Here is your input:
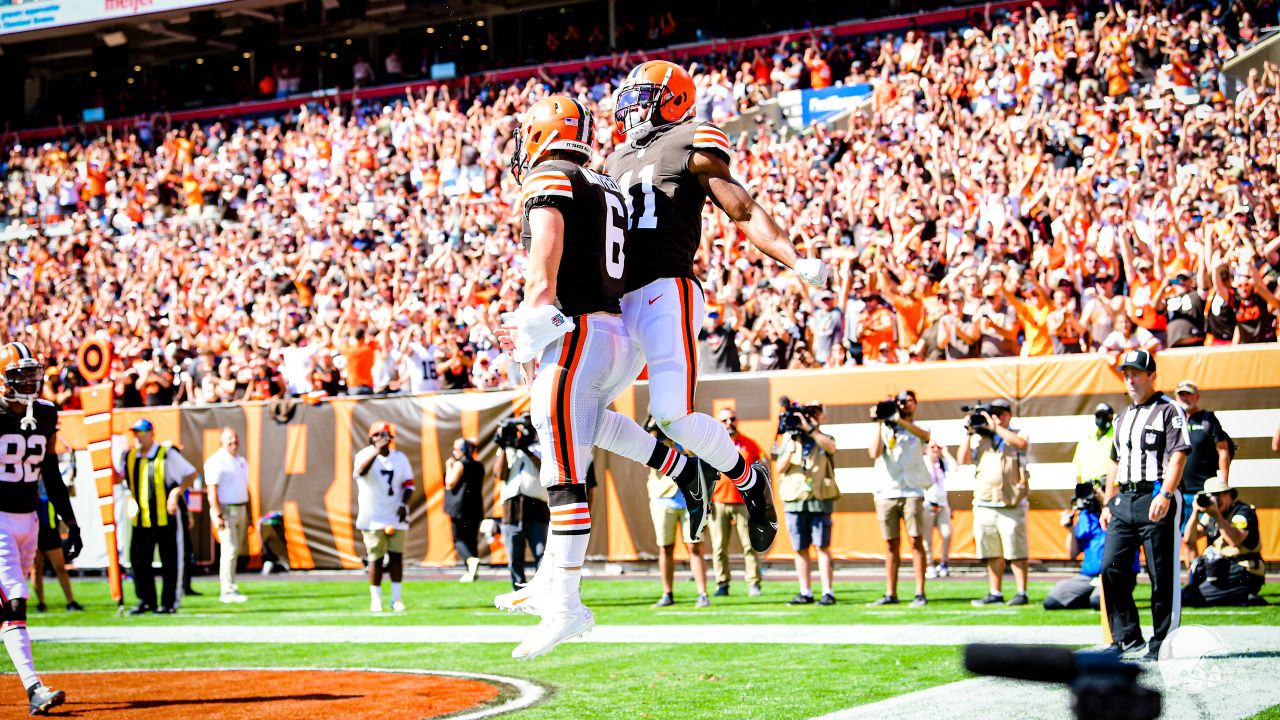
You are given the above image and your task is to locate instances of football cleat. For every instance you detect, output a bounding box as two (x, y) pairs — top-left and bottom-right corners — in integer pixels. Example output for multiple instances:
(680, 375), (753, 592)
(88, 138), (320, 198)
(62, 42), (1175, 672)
(496, 561), (551, 616)
(511, 605), (594, 660)
(391, 600), (406, 612)
(738, 461), (778, 553)
(673, 458), (717, 544)
(28, 684), (65, 716)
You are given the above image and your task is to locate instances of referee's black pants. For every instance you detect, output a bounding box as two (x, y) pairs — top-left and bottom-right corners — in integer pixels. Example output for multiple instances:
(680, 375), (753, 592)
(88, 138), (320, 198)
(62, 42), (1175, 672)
(131, 523), (180, 609)
(1100, 491), (1182, 653)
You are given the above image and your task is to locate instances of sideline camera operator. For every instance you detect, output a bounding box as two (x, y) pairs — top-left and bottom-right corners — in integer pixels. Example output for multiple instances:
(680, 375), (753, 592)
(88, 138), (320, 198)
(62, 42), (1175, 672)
(1045, 483), (1109, 610)
(775, 399), (840, 606)
(958, 399), (1032, 607)
(867, 390), (931, 608)
(1183, 477), (1267, 607)
(493, 414), (548, 591)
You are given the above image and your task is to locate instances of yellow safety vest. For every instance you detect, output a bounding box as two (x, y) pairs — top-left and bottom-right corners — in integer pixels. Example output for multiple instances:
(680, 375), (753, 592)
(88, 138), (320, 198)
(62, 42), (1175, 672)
(126, 445), (168, 528)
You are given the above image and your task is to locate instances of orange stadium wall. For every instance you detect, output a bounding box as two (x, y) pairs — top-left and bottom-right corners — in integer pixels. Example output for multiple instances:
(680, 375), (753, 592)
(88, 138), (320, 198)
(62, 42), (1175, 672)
(58, 346), (1280, 569)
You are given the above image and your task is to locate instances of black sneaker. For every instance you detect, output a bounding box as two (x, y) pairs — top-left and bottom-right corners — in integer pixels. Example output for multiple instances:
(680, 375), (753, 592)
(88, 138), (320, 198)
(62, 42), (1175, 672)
(154, 605), (178, 614)
(738, 461), (778, 553)
(713, 583), (730, 597)
(866, 595), (899, 607)
(786, 593), (815, 606)
(818, 593), (837, 606)
(183, 587), (202, 597)
(673, 458), (717, 544)
(651, 593), (674, 608)
(34, 602), (46, 612)
(1007, 592), (1029, 606)
(127, 603), (155, 616)
(970, 593), (1005, 607)
(910, 594), (928, 608)
(66, 601), (84, 612)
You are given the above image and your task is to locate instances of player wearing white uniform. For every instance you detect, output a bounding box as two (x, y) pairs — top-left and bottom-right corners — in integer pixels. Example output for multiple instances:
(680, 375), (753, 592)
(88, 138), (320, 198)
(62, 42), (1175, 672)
(601, 60), (830, 554)
(353, 421), (415, 612)
(0, 343), (80, 715)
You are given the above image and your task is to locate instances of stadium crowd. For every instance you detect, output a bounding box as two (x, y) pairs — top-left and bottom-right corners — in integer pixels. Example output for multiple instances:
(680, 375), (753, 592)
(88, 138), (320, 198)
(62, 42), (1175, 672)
(1, 0), (1278, 408)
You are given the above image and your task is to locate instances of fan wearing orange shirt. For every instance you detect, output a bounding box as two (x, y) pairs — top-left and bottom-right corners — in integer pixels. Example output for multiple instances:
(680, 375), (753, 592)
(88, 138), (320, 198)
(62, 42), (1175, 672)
(1002, 280), (1054, 357)
(804, 48), (833, 90)
(880, 274), (925, 349)
(859, 295), (898, 364)
(341, 328), (378, 395)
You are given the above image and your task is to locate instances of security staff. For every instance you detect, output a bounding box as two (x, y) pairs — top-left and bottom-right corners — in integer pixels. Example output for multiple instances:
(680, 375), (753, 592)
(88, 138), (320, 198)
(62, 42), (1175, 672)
(116, 419), (198, 614)
(1100, 350), (1191, 659)
(1072, 403), (1115, 489)
(1183, 477), (1266, 607)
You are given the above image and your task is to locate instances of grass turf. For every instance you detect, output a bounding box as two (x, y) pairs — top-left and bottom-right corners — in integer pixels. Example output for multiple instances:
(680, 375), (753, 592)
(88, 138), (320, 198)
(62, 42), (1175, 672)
(30, 577), (1280, 628)
(31, 642), (964, 720)
(1250, 706), (1280, 720)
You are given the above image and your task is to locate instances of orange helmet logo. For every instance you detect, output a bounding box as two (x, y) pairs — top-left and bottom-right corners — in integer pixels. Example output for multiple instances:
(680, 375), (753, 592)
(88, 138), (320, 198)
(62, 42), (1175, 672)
(369, 421), (396, 440)
(613, 60), (696, 140)
(510, 95), (596, 182)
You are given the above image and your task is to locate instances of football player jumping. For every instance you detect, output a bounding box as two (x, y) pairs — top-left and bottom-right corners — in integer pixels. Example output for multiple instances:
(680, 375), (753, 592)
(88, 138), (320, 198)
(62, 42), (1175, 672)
(0, 342), (82, 715)
(595, 60), (829, 554)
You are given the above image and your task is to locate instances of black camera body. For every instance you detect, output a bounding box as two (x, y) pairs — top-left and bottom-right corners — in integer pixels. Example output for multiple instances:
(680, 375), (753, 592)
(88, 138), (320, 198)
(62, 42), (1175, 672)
(496, 414), (536, 450)
(873, 399), (900, 422)
(1195, 492), (1214, 510)
(961, 401), (996, 437)
(777, 396), (819, 437)
(1071, 482), (1100, 515)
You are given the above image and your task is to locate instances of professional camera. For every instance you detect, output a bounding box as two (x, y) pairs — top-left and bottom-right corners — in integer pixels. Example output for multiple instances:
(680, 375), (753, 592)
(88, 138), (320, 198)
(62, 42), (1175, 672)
(777, 395), (819, 437)
(1195, 492), (1214, 510)
(1070, 482), (1100, 514)
(965, 644), (1160, 720)
(873, 399), (900, 422)
(961, 402), (996, 437)
(495, 414), (536, 450)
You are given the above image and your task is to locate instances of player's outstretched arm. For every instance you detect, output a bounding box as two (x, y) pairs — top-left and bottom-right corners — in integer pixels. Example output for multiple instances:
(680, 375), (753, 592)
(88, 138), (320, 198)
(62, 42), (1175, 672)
(690, 149), (828, 286)
(42, 444), (81, 560)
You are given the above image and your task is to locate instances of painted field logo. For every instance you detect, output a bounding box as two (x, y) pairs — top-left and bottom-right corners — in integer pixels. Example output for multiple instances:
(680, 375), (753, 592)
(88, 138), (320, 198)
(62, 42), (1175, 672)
(1157, 626), (1228, 694)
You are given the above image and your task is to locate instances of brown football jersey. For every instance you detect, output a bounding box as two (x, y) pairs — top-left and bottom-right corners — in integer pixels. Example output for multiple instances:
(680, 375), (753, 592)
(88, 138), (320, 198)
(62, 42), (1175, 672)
(520, 159), (630, 316)
(0, 399), (59, 514)
(605, 121), (732, 292)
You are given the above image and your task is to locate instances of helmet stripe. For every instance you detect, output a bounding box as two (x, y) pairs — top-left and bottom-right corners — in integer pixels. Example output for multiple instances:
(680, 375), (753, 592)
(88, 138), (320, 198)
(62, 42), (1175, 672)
(571, 98), (588, 143)
(12, 343), (30, 360)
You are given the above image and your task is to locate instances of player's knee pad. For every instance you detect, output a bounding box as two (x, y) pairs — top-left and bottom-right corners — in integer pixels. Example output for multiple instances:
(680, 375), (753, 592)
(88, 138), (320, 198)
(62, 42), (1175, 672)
(547, 483), (588, 509)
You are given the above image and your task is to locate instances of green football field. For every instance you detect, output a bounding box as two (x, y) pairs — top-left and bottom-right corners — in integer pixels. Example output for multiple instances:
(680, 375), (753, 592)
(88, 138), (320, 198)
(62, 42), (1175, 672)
(22, 576), (1280, 719)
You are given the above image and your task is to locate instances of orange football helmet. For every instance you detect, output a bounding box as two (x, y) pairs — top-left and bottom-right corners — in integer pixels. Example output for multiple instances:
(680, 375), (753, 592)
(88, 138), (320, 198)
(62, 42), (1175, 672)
(613, 60), (697, 140)
(510, 95), (596, 182)
(369, 421), (396, 440)
(0, 341), (43, 402)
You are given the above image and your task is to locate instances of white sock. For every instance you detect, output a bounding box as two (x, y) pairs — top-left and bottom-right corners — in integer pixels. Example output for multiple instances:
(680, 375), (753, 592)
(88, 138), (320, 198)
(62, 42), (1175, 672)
(370, 585), (383, 604)
(391, 582), (402, 603)
(546, 568), (583, 613)
(548, 503), (591, 567)
(595, 410), (660, 465)
(3, 623), (38, 689)
(663, 412), (740, 472)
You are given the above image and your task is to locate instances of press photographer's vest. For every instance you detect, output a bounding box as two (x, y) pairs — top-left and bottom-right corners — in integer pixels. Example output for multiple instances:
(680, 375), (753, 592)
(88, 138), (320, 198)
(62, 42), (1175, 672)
(779, 437), (840, 503)
(972, 430), (1028, 507)
(126, 445), (168, 528)
(1211, 501), (1264, 578)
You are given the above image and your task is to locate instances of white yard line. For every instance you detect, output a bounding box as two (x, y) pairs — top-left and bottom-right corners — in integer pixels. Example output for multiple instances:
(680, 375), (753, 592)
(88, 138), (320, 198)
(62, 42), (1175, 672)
(29, 624), (1280, 648)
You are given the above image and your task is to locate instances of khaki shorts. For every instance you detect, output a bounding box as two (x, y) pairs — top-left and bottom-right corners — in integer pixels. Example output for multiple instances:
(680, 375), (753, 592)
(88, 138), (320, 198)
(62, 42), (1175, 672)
(362, 528), (407, 561)
(875, 496), (924, 540)
(973, 504), (1028, 560)
(650, 501), (689, 547)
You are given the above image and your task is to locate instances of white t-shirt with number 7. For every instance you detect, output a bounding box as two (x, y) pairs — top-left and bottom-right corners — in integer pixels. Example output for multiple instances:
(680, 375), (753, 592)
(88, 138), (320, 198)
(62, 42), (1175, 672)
(353, 446), (415, 531)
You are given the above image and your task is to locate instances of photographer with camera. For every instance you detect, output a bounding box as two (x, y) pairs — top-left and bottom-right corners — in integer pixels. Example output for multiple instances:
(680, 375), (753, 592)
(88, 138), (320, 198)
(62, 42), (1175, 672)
(1174, 380), (1234, 562)
(493, 414), (548, 591)
(776, 400), (840, 606)
(1044, 482), (1109, 611)
(1182, 477), (1267, 607)
(445, 437), (486, 583)
(958, 399), (1032, 607)
(867, 390), (931, 607)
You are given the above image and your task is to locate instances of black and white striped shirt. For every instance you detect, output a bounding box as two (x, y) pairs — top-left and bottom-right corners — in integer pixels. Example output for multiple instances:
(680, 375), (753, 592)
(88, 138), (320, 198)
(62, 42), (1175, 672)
(1110, 393), (1192, 489)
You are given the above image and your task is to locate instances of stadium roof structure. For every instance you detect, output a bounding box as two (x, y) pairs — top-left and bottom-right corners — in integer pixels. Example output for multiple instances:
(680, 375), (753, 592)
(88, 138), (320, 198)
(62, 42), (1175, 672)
(2, 0), (591, 70)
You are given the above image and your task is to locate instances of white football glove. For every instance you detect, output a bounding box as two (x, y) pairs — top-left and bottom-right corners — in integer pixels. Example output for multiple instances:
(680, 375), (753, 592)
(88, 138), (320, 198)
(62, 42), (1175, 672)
(795, 258), (830, 287)
(501, 305), (575, 364)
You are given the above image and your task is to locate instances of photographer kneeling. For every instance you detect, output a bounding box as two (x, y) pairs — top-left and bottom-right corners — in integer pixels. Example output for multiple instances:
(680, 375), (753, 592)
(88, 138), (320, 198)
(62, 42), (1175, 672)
(1183, 477), (1267, 607)
(776, 401), (840, 606)
(867, 391), (932, 607)
(493, 414), (549, 591)
(1044, 482), (1107, 610)
(958, 399), (1032, 607)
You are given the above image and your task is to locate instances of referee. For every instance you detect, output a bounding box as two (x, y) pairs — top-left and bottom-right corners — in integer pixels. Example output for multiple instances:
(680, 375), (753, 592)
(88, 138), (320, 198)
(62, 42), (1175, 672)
(1100, 350), (1190, 659)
